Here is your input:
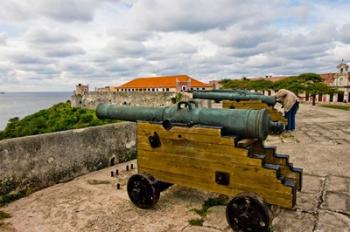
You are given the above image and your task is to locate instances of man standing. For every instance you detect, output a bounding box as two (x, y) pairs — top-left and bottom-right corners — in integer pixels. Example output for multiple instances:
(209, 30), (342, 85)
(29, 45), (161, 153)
(275, 89), (299, 131)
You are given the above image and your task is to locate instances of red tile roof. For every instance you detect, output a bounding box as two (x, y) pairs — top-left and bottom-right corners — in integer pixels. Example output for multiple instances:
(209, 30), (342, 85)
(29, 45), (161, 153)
(116, 75), (212, 88)
(320, 73), (335, 85)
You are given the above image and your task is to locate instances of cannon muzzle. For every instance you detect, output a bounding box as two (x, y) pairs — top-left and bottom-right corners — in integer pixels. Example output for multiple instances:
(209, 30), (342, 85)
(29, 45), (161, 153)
(96, 101), (283, 140)
(193, 91), (276, 106)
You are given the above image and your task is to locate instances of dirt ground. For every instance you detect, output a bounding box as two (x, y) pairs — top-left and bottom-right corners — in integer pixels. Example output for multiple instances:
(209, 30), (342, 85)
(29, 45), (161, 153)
(1, 103), (350, 232)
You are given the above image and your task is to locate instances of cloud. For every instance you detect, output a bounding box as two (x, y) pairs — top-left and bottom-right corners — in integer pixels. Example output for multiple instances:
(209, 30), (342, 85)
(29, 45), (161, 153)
(340, 23), (350, 44)
(44, 46), (86, 57)
(0, 33), (8, 45)
(9, 53), (50, 65)
(1, 0), (350, 91)
(0, 0), (109, 22)
(26, 28), (77, 44)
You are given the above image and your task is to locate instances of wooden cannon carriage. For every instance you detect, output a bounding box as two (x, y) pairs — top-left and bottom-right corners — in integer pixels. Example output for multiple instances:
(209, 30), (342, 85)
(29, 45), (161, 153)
(222, 100), (287, 124)
(96, 102), (302, 232)
(193, 90), (287, 124)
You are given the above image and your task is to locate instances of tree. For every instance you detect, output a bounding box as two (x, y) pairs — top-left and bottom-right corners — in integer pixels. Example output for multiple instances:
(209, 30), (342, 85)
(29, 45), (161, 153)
(220, 73), (337, 106)
(247, 79), (273, 91)
(221, 79), (251, 89)
(273, 77), (305, 95)
(296, 73), (337, 106)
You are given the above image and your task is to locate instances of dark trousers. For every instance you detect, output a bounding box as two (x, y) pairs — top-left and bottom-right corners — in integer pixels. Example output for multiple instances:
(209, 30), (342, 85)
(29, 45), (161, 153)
(284, 102), (299, 131)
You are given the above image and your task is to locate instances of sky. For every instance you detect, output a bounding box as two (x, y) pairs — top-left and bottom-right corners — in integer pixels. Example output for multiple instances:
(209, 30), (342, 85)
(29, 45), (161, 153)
(0, 0), (350, 91)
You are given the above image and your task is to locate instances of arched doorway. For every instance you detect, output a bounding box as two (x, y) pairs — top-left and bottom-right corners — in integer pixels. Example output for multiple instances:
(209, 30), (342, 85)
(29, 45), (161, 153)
(337, 91), (344, 102)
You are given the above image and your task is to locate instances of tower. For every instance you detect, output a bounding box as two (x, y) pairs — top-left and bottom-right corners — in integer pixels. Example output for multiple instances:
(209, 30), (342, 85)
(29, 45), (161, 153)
(334, 60), (349, 87)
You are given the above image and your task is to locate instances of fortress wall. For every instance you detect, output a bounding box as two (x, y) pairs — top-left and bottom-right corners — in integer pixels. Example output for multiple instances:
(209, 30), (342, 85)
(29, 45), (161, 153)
(0, 122), (136, 197)
(71, 91), (191, 109)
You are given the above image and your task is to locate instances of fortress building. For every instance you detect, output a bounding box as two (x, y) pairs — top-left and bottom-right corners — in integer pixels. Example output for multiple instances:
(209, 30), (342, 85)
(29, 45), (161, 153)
(112, 75), (213, 93)
(74, 83), (89, 96)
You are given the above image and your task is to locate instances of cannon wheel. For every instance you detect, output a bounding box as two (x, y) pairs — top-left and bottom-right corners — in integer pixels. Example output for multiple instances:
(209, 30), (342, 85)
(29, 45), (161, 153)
(127, 173), (160, 209)
(226, 193), (272, 232)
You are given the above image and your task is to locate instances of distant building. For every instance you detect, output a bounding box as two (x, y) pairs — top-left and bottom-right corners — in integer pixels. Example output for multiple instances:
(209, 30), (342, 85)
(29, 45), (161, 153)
(95, 86), (112, 93)
(112, 75), (213, 93)
(209, 80), (222, 90)
(249, 62), (350, 103)
(320, 62), (350, 103)
(75, 83), (89, 96)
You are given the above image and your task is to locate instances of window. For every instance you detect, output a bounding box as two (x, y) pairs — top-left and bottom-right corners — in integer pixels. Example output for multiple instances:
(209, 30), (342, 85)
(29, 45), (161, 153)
(166, 88), (169, 92)
(202, 88), (205, 90)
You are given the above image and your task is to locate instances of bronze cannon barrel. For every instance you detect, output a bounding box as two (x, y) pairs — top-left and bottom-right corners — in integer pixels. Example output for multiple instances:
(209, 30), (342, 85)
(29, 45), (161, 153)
(96, 101), (283, 140)
(192, 91), (276, 106)
(210, 89), (263, 95)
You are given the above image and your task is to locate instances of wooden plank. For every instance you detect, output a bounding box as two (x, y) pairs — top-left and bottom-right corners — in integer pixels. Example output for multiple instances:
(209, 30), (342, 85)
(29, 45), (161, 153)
(137, 122), (223, 136)
(138, 154), (291, 192)
(252, 143), (301, 190)
(139, 167), (293, 208)
(138, 145), (261, 167)
(138, 128), (235, 146)
(137, 136), (250, 158)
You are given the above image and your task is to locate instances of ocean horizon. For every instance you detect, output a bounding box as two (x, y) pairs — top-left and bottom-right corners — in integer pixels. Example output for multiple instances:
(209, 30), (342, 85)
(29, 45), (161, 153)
(0, 92), (73, 130)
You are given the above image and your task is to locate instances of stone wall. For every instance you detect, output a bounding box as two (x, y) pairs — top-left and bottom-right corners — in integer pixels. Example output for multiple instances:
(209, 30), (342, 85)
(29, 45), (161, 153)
(71, 91), (191, 109)
(0, 122), (136, 197)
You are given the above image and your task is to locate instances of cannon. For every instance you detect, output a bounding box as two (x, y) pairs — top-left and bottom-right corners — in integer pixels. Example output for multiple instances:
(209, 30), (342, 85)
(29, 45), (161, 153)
(193, 90), (287, 124)
(193, 91), (276, 106)
(97, 101), (284, 140)
(210, 89), (264, 95)
(96, 101), (302, 232)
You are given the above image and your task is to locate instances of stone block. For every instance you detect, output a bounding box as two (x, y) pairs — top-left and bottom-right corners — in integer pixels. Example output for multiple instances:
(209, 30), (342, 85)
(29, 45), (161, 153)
(272, 210), (316, 232)
(296, 192), (319, 212)
(321, 192), (350, 213)
(325, 176), (349, 193)
(302, 175), (323, 193)
(315, 210), (350, 232)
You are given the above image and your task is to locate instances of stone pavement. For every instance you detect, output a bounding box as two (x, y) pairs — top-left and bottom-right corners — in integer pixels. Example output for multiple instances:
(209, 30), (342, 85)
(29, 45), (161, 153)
(1, 104), (350, 232)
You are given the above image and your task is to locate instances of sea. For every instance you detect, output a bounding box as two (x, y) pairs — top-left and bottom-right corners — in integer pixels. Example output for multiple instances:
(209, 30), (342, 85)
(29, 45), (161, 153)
(0, 92), (73, 130)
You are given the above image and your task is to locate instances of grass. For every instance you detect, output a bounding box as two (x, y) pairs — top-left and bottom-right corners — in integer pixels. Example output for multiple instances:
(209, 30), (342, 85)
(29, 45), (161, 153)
(188, 197), (228, 226)
(188, 218), (204, 226)
(0, 190), (27, 207)
(190, 197), (228, 217)
(320, 104), (350, 111)
(0, 211), (11, 220)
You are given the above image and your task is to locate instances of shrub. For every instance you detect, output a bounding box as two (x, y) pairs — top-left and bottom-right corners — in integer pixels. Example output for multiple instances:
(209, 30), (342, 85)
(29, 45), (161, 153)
(0, 102), (117, 140)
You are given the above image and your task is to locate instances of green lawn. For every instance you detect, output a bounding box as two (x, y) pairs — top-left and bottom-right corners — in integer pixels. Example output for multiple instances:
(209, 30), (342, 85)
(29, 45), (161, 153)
(320, 104), (350, 111)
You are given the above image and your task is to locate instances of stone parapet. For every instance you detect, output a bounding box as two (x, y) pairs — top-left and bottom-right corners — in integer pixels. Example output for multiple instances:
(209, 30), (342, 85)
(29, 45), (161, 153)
(0, 122), (136, 197)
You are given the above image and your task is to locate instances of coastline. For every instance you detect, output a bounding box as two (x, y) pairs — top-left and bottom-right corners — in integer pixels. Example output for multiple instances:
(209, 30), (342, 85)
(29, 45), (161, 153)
(0, 92), (72, 130)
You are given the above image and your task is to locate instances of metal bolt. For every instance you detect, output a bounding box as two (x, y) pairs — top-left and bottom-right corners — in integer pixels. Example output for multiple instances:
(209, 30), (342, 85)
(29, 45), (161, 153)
(111, 171), (114, 177)
(126, 165), (129, 171)
(130, 164), (134, 169)
(117, 183), (120, 189)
